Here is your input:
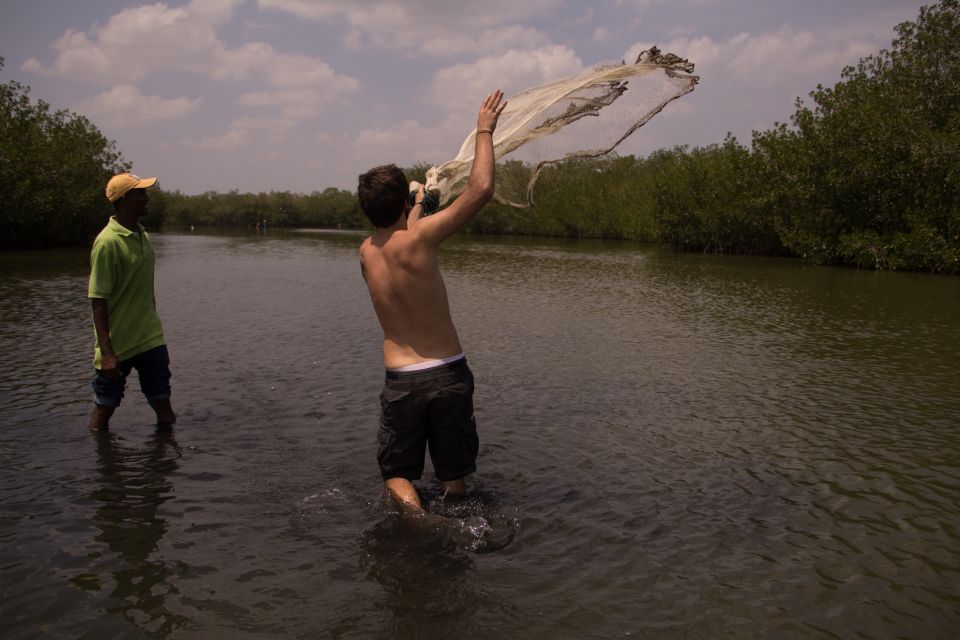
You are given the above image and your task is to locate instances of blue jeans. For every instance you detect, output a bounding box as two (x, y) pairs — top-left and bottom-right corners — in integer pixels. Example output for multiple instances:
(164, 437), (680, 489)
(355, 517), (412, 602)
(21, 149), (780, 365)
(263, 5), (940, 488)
(92, 345), (172, 407)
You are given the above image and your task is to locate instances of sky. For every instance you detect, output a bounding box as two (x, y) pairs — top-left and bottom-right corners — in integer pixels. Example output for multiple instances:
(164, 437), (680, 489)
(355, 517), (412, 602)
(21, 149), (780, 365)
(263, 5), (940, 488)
(0, 0), (926, 195)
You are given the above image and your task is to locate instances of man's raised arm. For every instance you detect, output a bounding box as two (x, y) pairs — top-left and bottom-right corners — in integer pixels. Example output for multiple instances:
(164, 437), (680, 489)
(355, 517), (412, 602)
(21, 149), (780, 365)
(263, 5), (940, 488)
(413, 90), (507, 244)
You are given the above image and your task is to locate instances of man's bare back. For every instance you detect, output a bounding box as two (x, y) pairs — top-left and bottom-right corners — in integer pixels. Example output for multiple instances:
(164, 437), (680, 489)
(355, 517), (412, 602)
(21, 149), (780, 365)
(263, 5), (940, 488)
(360, 226), (462, 369)
(360, 90), (507, 370)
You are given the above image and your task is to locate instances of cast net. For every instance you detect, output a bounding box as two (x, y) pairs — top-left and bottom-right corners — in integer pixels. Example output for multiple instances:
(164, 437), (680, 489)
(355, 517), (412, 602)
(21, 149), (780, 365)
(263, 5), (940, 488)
(419, 47), (698, 209)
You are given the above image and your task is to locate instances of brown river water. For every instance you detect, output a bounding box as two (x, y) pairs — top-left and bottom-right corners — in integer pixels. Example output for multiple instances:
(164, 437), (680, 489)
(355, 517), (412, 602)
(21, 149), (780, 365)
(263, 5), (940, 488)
(1, 229), (959, 638)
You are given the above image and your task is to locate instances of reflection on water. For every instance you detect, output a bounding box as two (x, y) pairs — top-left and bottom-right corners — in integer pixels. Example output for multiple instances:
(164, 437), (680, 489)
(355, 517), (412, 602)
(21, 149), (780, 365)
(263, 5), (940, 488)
(83, 429), (185, 636)
(1, 230), (959, 639)
(360, 518), (476, 618)
(359, 490), (521, 639)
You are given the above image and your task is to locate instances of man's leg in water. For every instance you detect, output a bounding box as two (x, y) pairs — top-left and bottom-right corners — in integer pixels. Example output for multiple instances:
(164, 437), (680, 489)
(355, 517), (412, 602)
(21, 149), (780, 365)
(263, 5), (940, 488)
(139, 347), (175, 428)
(441, 478), (468, 498)
(90, 366), (124, 431)
(150, 398), (176, 429)
(385, 477), (474, 542)
(89, 404), (115, 431)
(385, 477), (424, 514)
(386, 477), (470, 512)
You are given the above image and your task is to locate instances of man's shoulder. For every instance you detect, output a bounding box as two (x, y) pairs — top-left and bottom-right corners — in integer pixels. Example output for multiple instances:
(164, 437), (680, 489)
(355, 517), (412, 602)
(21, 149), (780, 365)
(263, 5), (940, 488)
(365, 229), (422, 250)
(387, 231), (435, 260)
(94, 217), (128, 240)
(91, 226), (118, 253)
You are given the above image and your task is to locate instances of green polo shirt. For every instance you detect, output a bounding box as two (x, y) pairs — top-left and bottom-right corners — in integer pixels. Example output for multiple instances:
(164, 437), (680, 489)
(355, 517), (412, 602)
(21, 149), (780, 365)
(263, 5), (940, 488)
(88, 216), (166, 368)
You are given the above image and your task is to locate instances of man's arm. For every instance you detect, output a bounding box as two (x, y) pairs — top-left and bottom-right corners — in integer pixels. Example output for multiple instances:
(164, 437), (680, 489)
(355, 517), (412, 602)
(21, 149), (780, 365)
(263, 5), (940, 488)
(407, 184), (427, 226)
(412, 90), (507, 245)
(91, 298), (120, 379)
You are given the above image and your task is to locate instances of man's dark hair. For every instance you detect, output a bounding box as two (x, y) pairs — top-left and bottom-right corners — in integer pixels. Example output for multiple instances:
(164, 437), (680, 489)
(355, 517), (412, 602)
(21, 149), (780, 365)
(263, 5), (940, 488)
(358, 164), (408, 228)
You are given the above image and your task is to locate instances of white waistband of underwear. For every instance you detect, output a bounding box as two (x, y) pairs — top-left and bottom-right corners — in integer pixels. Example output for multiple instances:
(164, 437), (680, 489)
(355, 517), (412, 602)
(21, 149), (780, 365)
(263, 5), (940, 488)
(387, 352), (465, 373)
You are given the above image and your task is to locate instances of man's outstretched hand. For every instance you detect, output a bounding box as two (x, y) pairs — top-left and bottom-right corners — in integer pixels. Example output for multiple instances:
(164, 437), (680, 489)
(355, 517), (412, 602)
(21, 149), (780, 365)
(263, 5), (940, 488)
(478, 90), (507, 135)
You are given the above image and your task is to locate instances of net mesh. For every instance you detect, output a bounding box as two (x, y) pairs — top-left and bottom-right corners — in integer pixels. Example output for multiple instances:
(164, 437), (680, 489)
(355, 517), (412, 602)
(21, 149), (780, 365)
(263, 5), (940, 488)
(425, 47), (698, 208)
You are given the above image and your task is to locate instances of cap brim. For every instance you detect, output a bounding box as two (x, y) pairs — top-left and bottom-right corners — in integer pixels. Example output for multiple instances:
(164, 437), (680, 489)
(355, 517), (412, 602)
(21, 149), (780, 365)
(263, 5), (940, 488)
(135, 177), (158, 189)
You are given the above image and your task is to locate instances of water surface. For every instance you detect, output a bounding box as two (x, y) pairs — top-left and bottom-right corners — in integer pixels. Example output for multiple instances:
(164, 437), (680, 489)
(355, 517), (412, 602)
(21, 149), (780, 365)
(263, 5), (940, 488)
(1, 230), (958, 638)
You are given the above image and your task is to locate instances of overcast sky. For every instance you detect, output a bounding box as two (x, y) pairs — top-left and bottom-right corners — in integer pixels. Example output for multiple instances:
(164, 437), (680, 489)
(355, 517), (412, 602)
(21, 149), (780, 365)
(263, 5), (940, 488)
(1, 0), (925, 195)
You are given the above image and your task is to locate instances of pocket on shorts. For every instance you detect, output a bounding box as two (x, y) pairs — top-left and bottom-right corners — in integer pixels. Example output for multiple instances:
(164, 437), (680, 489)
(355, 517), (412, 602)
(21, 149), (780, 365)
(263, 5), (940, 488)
(376, 425), (393, 460)
(380, 387), (410, 420)
(463, 414), (479, 461)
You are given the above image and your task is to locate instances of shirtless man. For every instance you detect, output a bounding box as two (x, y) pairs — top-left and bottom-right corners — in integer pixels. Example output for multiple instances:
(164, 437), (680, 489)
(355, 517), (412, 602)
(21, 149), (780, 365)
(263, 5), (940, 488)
(358, 90), (506, 514)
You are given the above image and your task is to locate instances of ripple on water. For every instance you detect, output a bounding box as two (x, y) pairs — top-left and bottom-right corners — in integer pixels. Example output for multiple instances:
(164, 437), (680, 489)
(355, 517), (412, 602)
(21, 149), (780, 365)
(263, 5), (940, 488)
(2, 235), (960, 638)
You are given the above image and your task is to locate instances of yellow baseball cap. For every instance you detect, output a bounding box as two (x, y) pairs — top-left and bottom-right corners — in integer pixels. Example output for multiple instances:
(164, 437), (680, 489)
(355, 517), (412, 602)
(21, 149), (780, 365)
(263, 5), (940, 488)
(106, 172), (158, 202)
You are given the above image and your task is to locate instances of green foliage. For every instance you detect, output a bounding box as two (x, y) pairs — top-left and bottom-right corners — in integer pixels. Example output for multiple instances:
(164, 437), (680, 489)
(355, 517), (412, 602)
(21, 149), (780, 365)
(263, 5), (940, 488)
(646, 137), (782, 255)
(460, 146), (783, 255)
(751, 0), (959, 272)
(158, 187), (364, 229)
(497, 156), (648, 238)
(404, 162), (431, 186)
(0, 57), (129, 249)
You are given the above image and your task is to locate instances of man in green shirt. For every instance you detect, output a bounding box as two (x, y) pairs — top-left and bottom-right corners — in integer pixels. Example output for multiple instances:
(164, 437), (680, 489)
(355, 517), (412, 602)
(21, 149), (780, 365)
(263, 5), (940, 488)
(88, 172), (175, 431)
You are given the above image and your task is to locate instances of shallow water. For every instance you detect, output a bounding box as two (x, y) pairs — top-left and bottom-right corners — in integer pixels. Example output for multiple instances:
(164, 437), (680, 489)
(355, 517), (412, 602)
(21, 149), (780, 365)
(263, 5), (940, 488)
(1, 230), (959, 638)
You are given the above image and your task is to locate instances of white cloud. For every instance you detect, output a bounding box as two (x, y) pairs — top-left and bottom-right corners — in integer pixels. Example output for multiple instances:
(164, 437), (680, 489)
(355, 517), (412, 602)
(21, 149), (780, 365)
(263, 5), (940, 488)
(723, 28), (876, 81)
(352, 118), (451, 167)
(183, 116), (296, 151)
(23, 30), (113, 80)
(215, 44), (361, 92)
(426, 45), (583, 112)
(265, 51), (360, 90)
(258, 0), (564, 55)
(626, 26), (877, 88)
(259, 0), (563, 27)
(349, 112), (476, 171)
(258, 0), (350, 21)
(239, 88), (343, 118)
(24, 1), (233, 82)
(418, 26), (552, 58)
(187, 0), (249, 22)
(74, 85), (202, 127)
(22, 0), (358, 119)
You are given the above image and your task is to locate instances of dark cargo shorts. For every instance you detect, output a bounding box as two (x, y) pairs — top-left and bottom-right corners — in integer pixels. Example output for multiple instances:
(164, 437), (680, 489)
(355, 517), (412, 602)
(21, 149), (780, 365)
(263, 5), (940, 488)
(377, 358), (478, 482)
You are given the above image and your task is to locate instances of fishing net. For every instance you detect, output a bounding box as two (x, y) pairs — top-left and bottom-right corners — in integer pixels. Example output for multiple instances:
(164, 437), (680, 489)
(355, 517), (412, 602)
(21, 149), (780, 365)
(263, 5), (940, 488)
(414, 47), (698, 210)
